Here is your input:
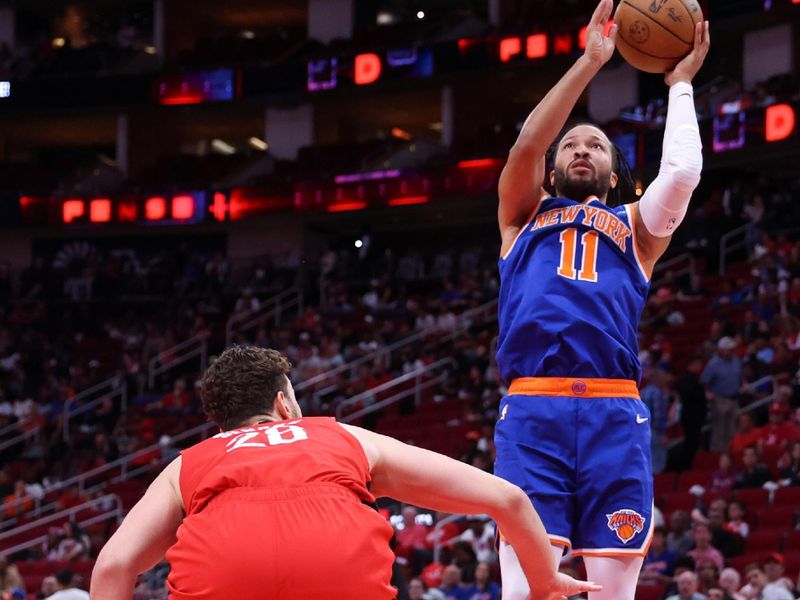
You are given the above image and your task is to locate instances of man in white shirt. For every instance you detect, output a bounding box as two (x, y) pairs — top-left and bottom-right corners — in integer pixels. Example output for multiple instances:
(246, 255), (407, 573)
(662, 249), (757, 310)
(46, 569), (89, 600)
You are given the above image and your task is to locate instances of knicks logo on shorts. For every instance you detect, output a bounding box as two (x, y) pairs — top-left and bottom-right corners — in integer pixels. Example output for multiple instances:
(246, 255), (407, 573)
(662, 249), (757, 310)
(606, 509), (645, 544)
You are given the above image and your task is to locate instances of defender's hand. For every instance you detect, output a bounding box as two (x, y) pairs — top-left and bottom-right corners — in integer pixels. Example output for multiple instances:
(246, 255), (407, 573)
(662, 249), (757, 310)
(665, 21), (710, 86)
(583, 0), (618, 68)
(533, 572), (603, 600)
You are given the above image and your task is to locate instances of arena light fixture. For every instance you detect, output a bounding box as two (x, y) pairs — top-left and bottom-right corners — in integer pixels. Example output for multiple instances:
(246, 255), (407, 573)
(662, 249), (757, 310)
(416, 10), (425, 19)
(211, 139), (236, 155)
(248, 137), (269, 151)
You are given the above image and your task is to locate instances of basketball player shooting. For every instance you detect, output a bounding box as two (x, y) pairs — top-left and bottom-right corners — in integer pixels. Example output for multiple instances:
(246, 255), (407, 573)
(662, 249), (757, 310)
(493, 0), (709, 598)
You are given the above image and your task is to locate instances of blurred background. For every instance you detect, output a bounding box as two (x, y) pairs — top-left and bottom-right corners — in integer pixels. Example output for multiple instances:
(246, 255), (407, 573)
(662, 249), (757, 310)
(0, 0), (799, 598)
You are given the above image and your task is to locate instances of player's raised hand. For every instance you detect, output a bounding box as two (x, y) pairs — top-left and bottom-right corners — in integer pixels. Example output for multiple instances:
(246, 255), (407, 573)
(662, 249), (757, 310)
(583, 0), (618, 68)
(665, 20), (710, 86)
(533, 572), (603, 600)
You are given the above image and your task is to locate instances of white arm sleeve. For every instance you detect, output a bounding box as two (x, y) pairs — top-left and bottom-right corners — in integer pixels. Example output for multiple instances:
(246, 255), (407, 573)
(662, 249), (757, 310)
(638, 82), (703, 238)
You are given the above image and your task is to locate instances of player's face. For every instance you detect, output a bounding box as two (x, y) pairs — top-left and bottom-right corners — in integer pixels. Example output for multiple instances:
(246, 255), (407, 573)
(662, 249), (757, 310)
(551, 125), (618, 203)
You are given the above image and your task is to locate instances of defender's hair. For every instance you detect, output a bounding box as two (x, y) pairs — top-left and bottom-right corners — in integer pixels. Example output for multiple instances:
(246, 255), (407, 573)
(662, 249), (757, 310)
(201, 346), (292, 431)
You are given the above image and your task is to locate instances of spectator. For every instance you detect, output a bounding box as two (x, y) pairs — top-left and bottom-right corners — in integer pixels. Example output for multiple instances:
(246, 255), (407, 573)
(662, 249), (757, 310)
(457, 519), (496, 565)
(734, 446), (772, 489)
(0, 555), (24, 594)
(724, 500), (749, 540)
(743, 565), (793, 600)
(233, 288), (260, 314)
(39, 576), (58, 599)
(755, 402), (800, 459)
(668, 510), (694, 556)
(54, 522), (91, 561)
(709, 453), (738, 492)
(3, 480), (32, 519)
(778, 440), (800, 484)
(439, 564), (469, 600)
(705, 499), (741, 558)
(157, 379), (191, 412)
(640, 526), (677, 584)
(702, 337), (743, 452)
(697, 561), (721, 595)
(730, 414), (760, 458)
(409, 577), (445, 600)
(641, 369), (672, 474)
(44, 569), (89, 600)
(666, 571), (707, 600)
(688, 522), (725, 573)
(677, 356), (708, 469)
(396, 506), (431, 555)
(705, 586), (725, 600)
(762, 554), (794, 594)
(719, 567), (745, 600)
(462, 562), (500, 600)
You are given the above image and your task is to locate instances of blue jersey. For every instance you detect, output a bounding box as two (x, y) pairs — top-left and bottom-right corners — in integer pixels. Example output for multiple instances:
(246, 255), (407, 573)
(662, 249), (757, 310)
(497, 196), (650, 384)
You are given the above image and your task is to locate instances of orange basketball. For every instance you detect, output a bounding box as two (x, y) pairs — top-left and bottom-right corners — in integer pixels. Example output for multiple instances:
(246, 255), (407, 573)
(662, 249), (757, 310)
(617, 524), (635, 540)
(613, 0), (703, 73)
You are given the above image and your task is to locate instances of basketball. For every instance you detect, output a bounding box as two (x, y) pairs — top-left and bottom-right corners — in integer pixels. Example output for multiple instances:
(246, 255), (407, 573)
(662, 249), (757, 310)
(613, 0), (704, 73)
(618, 524), (635, 540)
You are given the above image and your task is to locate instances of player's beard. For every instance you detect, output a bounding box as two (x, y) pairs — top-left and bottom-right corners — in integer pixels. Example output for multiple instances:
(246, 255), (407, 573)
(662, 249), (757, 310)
(554, 165), (612, 203)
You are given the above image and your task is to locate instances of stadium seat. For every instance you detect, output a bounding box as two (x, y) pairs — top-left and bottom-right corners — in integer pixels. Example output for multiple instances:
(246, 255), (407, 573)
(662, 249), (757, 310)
(784, 552), (800, 580)
(654, 472), (678, 496)
(772, 486), (800, 508)
(745, 529), (786, 552)
(693, 452), (721, 470)
(728, 552), (772, 574)
(786, 530), (800, 551)
(702, 488), (733, 505)
(635, 583), (667, 600)
(677, 469), (712, 491)
(661, 492), (697, 514)
(733, 488), (770, 509)
(757, 508), (797, 530)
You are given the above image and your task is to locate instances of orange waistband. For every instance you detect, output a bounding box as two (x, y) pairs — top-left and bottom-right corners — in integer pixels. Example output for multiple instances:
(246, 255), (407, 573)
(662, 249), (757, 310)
(508, 377), (640, 399)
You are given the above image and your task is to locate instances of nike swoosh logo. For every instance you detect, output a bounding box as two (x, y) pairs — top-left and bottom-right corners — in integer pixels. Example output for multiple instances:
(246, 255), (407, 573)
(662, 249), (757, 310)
(636, 415), (649, 424)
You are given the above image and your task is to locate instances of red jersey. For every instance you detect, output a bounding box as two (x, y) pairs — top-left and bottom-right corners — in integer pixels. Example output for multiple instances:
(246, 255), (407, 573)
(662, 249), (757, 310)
(166, 417), (396, 599)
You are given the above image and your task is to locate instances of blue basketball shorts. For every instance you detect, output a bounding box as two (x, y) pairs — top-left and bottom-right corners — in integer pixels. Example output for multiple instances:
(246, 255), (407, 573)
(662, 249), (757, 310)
(494, 377), (654, 557)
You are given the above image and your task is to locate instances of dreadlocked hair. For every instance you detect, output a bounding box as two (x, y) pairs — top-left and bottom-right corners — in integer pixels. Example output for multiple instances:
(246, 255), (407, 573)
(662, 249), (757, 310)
(544, 123), (636, 208)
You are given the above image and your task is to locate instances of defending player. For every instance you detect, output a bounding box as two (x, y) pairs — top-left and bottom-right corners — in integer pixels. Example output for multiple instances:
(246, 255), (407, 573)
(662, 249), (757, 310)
(494, 0), (709, 598)
(90, 346), (600, 600)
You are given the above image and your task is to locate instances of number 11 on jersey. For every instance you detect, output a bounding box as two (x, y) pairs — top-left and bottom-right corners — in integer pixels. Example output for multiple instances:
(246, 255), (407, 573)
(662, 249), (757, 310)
(557, 229), (599, 282)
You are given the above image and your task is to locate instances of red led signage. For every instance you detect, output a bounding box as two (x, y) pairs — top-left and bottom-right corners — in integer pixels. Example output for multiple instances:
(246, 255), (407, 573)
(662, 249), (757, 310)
(89, 199), (112, 223)
(145, 197), (167, 220)
(526, 34), (548, 59)
(171, 195), (195, 220)
(499, 37), (522, 63)
(63, 199), (85, 223)
(354, 53), (382, 85)
(765, 104), (795, 142)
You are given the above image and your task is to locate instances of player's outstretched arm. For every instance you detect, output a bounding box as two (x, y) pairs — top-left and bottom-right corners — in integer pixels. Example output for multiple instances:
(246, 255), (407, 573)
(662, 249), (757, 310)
(343, 424), (601, 599)
(633, 21), (710, 272)
(498, 0), (617, 253)
(90, 458), (184, 599)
